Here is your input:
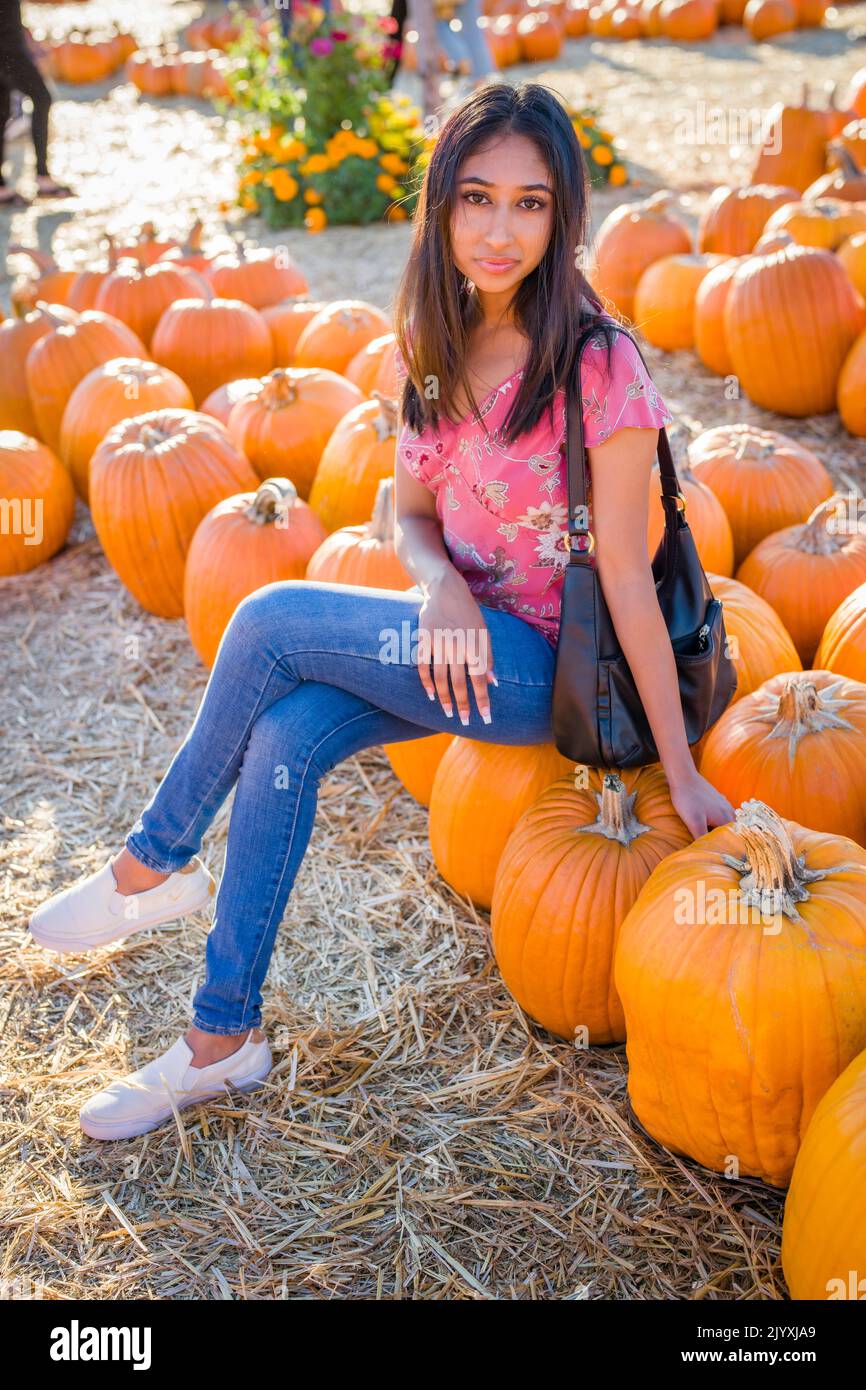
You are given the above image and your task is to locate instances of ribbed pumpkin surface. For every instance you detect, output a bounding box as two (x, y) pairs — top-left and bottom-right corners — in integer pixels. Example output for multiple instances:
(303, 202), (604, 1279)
(0, 431), (75, 576)
(89, 408), (258, 617)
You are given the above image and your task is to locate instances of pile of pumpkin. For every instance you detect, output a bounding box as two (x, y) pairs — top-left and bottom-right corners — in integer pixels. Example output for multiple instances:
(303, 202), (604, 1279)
(382, 421), (866, 1298)
(403, 0), (840, 65)
(32, 27), (137, 85)
(591, 79), (866, 432)
(3, 221), (866, 1294)
(0, 223), (407, 657)
(124, 45), (239, 101)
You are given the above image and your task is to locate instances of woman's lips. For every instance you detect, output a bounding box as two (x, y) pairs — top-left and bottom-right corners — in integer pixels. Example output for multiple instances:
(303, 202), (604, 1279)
(475, 257), (519, 274)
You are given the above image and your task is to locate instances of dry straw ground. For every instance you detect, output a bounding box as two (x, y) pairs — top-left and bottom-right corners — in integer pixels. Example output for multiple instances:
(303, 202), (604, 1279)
(1, 1), (866, 1300)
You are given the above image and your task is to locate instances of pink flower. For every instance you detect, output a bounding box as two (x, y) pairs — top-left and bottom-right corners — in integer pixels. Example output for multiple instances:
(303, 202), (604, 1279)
(382, 42), (402, 60)
(378, 16), (399, 33)
(310, 36), (333, 56)
(331, 30), (348, 41)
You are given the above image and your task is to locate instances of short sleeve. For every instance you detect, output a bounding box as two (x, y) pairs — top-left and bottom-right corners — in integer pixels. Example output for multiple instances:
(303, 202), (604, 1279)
(580, 329), (674, 448)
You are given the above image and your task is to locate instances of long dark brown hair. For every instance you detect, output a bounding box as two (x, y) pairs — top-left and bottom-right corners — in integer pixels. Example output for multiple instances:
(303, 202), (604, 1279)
(392, 81), (618, 444)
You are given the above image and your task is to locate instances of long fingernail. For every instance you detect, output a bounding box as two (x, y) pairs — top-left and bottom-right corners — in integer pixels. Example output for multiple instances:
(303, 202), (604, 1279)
(443, 706), (453, 718)
(481, 710), (491, 724)
(490, 673), (498, 687)
(426, 688), (436, 700)
(459, 712), (469, 726)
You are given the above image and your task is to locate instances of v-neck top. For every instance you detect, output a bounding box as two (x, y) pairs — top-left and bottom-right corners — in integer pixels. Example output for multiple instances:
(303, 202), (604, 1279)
(394, 319), (674, 648)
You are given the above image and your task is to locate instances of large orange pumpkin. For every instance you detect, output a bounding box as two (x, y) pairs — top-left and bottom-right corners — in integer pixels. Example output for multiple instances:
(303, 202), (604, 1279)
(0, 304), (77, 436)
(8, 245), (77, 315)
(687, 424), (833, 567)
(89, 409), (259, 617)
(198, 377), (262, 427)
(293, 300), (392, 376)
(763, 197), (866, 252)
(750, 84), (829, 192)
(736, 495), (866, 665)
(838, 328), (866, 437)
(428, 741), (575, 911)
(659, 0), (717, 38)
(94, 260), (211, 348)
(261, 300), (327, 365)
(634, 253), (729, 351)
(815, 580), (866, 682)
(616, 799), (866, 1187)
(704, 572), (802, 700)
(183, 477), (326, 667)
(837, 232), (866, 299)
(697, 184), (799, 256)
(699, 670), (866, 846)
(305, 477), (413, 590)
(491, 767), (691, 1044)
(590, 191), (692, 322)
(646, 455), (734, 575)
(150, 298), (273, 405)
(782, 1048), (866, 1300)
(384, 734), (454, 808)
(0, 431), (76, 576)
(59, 357), (194, 502)
(345, 333), (398, 398)
(25, 309), (146, 451)
(743, 0), (797, 40)
(804, 146), (866, 204)
(206, 247), (309, 308)
(307, 394), (398, 533)
(693, 255), (748, 376)
(725, 244), (866, 416)
(227, 367), (364, 499)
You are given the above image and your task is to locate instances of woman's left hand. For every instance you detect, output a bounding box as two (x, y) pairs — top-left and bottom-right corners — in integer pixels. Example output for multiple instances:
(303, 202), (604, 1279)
(668, 771), (736, 840)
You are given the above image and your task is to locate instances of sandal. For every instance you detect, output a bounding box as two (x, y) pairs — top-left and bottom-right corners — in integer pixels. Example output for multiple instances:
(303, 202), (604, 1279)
(33, 181), (75, 200)
(0, 190), (31, 209)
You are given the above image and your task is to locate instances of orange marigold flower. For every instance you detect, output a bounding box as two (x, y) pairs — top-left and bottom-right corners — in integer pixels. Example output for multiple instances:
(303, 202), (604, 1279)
(379, 153), (408, 175)
(609, 163), (628, 186)
(305, 207), (328, 233)
(591, 145), (613, 166)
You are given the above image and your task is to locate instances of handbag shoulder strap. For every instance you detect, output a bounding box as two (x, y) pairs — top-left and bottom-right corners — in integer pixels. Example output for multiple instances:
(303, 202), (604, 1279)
(565, 320), (683, 564)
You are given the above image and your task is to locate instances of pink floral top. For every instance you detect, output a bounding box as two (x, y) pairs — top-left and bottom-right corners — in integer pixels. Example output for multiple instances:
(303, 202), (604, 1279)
(394, 320), (674, 648)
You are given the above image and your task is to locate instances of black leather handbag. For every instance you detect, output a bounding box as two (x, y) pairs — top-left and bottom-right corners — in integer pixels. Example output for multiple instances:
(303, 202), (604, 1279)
(551, 323), (738, 769)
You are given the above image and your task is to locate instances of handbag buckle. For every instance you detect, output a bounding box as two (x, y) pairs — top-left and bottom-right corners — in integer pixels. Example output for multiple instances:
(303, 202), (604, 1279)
(566, 529), (595, 554)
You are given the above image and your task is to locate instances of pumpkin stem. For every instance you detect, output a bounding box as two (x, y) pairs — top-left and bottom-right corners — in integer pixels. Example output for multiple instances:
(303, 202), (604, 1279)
(369, 477), (395, 543)
(730, 426), (781, 463)
(246, 476), (298, 526)
(720, 800), (826, 923)
(577, 771), (651, 847)
(371, 391), (398, 440)
(797, 494), (850, 555)
(260, 368), (296, 409)
(826, 142), (862, 178)
(33, 299), (77, 329)
(756, 674), (856, 761)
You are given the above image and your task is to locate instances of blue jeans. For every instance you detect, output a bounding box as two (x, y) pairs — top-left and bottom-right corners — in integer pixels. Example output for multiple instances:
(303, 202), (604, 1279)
(436, 0), (495, 78)
(125, 580), (557, 1035)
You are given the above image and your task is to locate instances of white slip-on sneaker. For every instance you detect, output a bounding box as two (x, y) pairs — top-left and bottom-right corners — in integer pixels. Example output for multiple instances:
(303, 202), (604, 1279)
(28, 856), (216, 954)
(79, 1030), (273, 1141)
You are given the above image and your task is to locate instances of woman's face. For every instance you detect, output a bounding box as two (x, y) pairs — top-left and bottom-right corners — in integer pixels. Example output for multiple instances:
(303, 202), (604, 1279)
(450, 131), (555, 301)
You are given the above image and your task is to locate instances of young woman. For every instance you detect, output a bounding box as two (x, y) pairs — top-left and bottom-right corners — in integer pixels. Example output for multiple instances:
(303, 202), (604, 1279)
(29, 81), (734, 1141)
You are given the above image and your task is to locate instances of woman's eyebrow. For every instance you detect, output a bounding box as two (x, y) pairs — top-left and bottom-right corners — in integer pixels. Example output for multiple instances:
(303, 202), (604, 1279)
(457, 175), (553, 191)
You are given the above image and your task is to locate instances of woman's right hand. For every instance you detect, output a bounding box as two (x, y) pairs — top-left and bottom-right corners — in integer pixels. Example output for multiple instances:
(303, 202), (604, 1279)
(416, 568), (496, 725)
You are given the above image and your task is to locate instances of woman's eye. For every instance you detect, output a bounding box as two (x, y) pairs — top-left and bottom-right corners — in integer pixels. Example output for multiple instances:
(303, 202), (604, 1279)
(520, 197), (546, 211)
(462, 192), (547, 211)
